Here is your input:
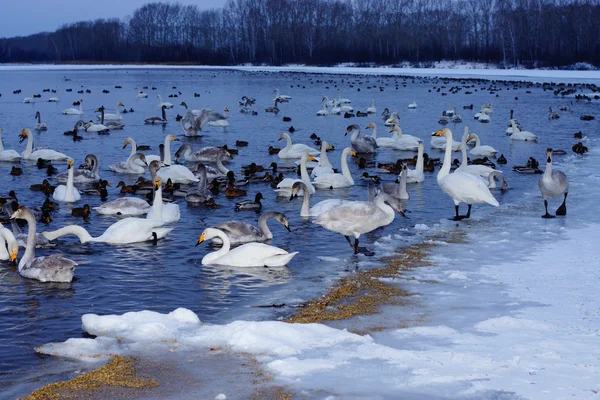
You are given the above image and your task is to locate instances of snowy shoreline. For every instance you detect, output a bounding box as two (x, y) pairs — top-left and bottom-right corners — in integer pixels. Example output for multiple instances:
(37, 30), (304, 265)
(2, 63), (600, 83)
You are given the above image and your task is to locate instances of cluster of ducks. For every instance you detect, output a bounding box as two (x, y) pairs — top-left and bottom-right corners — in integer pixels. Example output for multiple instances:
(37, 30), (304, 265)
(0, 80), (580, 286)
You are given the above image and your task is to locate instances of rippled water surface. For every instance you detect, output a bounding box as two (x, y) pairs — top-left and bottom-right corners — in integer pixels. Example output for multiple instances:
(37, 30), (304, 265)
(0, 67), (597, 394)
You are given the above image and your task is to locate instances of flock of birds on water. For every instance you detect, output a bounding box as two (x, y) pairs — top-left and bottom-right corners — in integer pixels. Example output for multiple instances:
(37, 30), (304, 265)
(0, 72), (593, 286)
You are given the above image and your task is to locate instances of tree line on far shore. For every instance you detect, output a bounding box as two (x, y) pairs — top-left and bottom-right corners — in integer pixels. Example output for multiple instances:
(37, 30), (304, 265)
(1, 0), (598, 68)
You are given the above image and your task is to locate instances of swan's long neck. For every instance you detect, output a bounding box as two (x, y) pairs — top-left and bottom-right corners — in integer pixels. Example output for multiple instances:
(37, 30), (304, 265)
(79, 102), (83, 113)
(115, 102), (121, 118)
(20, 212), (37, 270)
(473, 133), (481, 147)
(24, 132), (34, 157)
(100, 108), (105, 125)
(128, 139), (137, 158)
(163, 136), (172, 165)
(203, 230), (230, 264)
(283, 135), (292, 152)
(351, 129), (359, 142)
(320, 144), (332, 168)
(341, 149), (353, 184)
(43, 225), (94, 243)
(438, 131), (454, 182)
(392, 125), (403, 138)
(90, 157), (99, 175)
(371, 99), (375, 108)
(300, 155), (311, 185)
(400, 168), (408, 199)
(222, 109), (228, 118)
(158, 95), (163, 106)
(197, 167), (207, 189)
(257, 213), (274, 239)
(66, 166), (75, 202)
(216, 155), (229, 174)
(544, 156), (553, 176)
(0, 131), (4, 152)
(36, 113), (41, 123)
(374, 195), (395, 222)
(511, 120), (519, 132)
(149, 185), (163, 220)
(416, 144), (424, 172)
(161, 107), (166, 121)
(459, 135), (468, 165)
(370, 125), (377, 139)
(300, 187), (311, 217)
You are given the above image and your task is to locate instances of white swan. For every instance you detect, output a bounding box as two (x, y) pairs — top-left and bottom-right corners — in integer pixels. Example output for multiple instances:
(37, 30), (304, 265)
(48, 91), (59, 102)
(122, 137), (161, 165)
(384, 111), (399, 127)
(0, 127), (21, 162)
(406, 143), (425, 183)
(0, 224), (18, 262)
(310, 141), (334, 178)
(433, 128), (499, 220)
(157, 95), (174, 109)
(19, 128), (68, 161)
(321, 96), (335, 106)
(291, 182), (349, 218)
(316, 104), (329, 116)
(346, 124), (377, 154)
(57, 154), (100, 184)
(109, 153), (148, 174)
(273, 88), (292, 102)
(136, 88), (148, 98)
(379, 163), (409, 200)
(210, 212), (290, 244)
(197, 228), (297, 267)
(509, 119), (537, 141)
(11, 207), (76, 283)
(85, 117), (110, 133)
(386, 121), (422, 151)
(23, 92), (34, 103)
(539, 148), (568, 218)
(367, 122), (396, 148)
(207, 107), (229, 127)
(98, 102), (124, 120)
(467, 132), (497, 158)
(42, 218), (172, 245)
(456, 133), (499, 179)
(366, 99), (376, 114)
(430, 127), (461, 152)
(408, 101), (417, 109)
(34, 111), (48, 131)
(53, 159), (81, 203)
(63, 99), (83, 115)
(157, 135), (199, 184)
(336, 88), (351, 104)
(274, 153), (316, 197)
(474, 104), (490, 120)
(313, 147), (356, 189)
(146, 177), (181, 223)
(313, 192), (404, 254)
(278, 132), (319, 159)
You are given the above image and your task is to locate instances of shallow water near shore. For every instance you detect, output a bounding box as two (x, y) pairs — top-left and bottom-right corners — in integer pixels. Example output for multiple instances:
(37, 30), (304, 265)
(0, 67), (598, 398)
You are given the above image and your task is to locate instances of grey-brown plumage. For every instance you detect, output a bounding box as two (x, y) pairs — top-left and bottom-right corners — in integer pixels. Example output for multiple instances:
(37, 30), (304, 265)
(538, 148), (568, 218)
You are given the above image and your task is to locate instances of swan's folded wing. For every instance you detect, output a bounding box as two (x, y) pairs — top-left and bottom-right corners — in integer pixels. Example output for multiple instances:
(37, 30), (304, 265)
(213, 221), (258, 237)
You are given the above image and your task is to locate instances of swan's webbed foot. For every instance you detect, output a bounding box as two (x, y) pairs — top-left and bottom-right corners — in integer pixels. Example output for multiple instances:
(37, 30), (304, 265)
(556, 193), (567, 216)
(357, 247), (375, 256)
(542, 213), (556, 219)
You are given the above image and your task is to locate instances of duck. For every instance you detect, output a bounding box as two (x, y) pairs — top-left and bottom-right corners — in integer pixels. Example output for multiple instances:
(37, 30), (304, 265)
(572, 142), (589, 154)
(157, 135), (199, 184)
(145, 105), (168, 125)
(346, 124), (378, 154)
(210, 211), (290, 245)
(196, 228), (297, 267)
(19, 128), (69, 161)
(0, 127), (21, 162)
(71, 204), (91, 218)
(497, 154), (507, 164)
(34, 111), (48, 131)
(146, 177), (181, 223)
(313, 192), (405, 255)
(433, 128), (499, 220)
(157, 94), (174, 109)
(10, 207), (76, 283)
(62, 99), (84, 115)
(234, 192), (264, 211)
(81, 180), (110, 201)
(381, 107), (391, 120)
(98, 101), (125, 120)
(42, 217), (171, 245)
(109, 153), (148, 174)
(278, 132), (319, 159)
(10, 166), (23, 176)
(466, 131), (497, 158)
(274, 154), (316, 197)
(366, 99), (376, 114)
(313, 147), (356, 189)
(56, 154), (100, 184)
(539, 148), (568, 218)
(310, 141), (335, 178)
(225, 176), (247, 198)
(52, 159), (81, 203)
(29, 179), (55, 195)
(508, 119), (537, 141)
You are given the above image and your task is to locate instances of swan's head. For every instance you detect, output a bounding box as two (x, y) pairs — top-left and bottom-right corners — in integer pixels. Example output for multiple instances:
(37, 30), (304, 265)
(290, 181), (307, 199)
(196, 231), (207, 246)
(466, 133), (477, 143)
(345, 124), (360, 136)
(118, 102), (124, 107)
(224, 107), (229, 112)
(546, 148), (553, 163)
(10, 206), (29, 221)
(278, 133), (290, 141)
(154, 177), (161, 190)
(137, 153), (148, 166)
(19, 128), (31, 143)
(196, 228), (220, 246)
(95, 107), (104, 113)
(366, 123), (375, 129)
(274, 212), (291, 232)
(35, 111), (40, 118)
(180, 102), (187, 108)
(67, 159), (74, 169)
(169, 134), (179, 142)
(433, 128), (450, 137)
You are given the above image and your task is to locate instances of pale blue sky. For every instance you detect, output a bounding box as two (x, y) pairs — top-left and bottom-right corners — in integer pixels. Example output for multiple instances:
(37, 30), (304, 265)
(0, 0), (226, 38)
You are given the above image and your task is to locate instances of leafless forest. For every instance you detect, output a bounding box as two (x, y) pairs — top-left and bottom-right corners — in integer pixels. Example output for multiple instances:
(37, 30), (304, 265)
(1, 0), (598, 67)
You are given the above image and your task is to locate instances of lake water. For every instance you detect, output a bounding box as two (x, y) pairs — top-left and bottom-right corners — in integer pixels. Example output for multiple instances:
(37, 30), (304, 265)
(0, 67), (597, 397)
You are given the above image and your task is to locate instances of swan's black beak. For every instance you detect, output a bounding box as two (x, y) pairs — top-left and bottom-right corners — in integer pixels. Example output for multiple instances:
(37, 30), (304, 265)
(285, 224), (291, 232)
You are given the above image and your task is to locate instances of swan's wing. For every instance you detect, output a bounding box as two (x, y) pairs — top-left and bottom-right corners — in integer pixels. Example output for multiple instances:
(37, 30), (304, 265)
(441, 173), (499, 206)
(94, 198), (150, 215)
(218, 243), (289, 267)
(181, 110), (199, 134)
(23, 254), (76, 282)
(213, 221), (260, 237)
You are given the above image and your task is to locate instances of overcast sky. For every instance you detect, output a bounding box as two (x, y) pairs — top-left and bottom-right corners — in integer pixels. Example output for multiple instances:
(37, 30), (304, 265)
(0, 0), (226, 38)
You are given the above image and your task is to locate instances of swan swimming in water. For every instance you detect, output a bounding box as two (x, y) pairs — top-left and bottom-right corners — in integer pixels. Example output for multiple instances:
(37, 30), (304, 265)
(62, 99), (83, 115)
(157, 135), (199, 184)
(278, 132), (319, 159)
(274, 153), (316, 197)
(433, 128), (499, 220)
(109, 152), (148, 175)
(0, 224), (18, 263)
(310, 141), (334, 178)
(538, 148), (568, 218)
(146, 177), (181, 223)
(0, 127), (21, 162)
(52, 159), (81, 203)
(346, 124), (377, 154)
(19, 128), (69, 161)
(56, 154), (100, 184)
(313, 147), (356, 189)
(210, 211), (290, 244)
(196, 228), (298, 267)
(11, 207), (76, 283)
(34, 111), (48, 131)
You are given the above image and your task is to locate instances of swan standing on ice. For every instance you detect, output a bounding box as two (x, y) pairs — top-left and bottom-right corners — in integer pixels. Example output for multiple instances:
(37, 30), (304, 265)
(433, 128), (499, 220)
(20, 128), (68, 161)
(313, 192), (405, 255)
(11, 207), (76, 283)
(146, 177), (181, 223)
(210, 212), (291, 244)
(539, 148), (568, 218)
(196, 228), (298, 267)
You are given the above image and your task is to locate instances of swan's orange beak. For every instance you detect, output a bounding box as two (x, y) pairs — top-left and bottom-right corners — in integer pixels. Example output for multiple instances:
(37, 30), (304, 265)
(195, 232), (205, 246)
(67, 160), (73, 169)
(308, 155), (317, 162)
(10, 250), (17, 263)
(122, 141), (129, 149)
(433, 129), (444, 137)
(154, 178), (161, 190)
(351, 150), (357, 157)
(172, 136), (179, 141)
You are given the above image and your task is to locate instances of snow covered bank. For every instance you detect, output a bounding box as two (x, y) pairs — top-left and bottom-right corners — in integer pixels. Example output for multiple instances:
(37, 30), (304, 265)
(2, 63), (600, 83)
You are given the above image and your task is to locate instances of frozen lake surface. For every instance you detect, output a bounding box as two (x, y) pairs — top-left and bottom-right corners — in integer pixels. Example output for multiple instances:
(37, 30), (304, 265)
(0, 66), (598, 399)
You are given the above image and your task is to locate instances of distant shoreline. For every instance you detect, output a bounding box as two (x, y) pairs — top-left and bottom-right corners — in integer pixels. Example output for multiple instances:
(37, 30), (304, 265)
(1, 63), (600, 83)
